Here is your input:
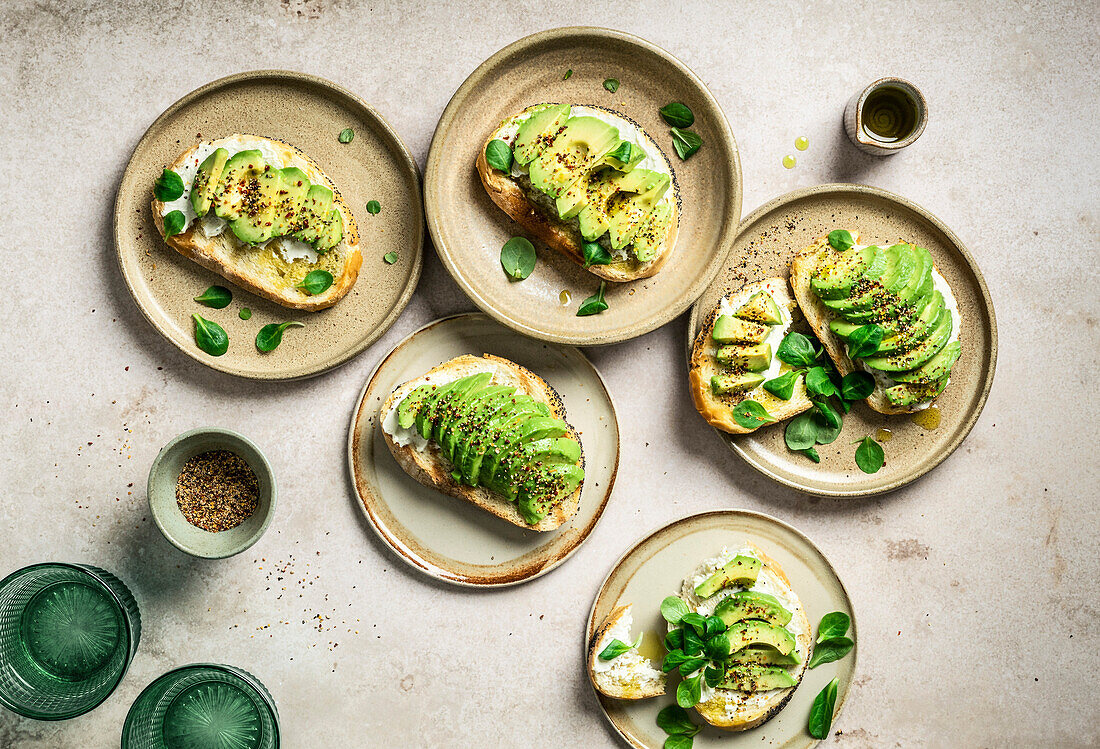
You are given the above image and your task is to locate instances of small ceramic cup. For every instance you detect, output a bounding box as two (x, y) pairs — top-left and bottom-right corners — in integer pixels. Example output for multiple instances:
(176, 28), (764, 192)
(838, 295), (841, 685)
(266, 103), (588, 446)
(147, 428), (276, 559)
(844, 77), (927, 155)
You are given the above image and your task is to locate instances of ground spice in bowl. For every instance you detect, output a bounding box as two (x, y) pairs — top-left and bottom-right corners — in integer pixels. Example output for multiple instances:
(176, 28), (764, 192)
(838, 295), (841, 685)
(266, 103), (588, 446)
(175, 450), (260, 532)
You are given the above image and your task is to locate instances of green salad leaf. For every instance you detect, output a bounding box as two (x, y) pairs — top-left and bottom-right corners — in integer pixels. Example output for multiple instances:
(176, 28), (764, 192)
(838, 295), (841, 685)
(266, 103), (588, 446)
(256, 321), (304, 352)
(296, 270), (334, 296)
(192, 314), (228, 356)
(366, 200), (381, 214)
(193, 285), (232, 309)
(828, 230), (854, 251)
(577, 282), (608, 316)
(338, 128), (354, 143)
(854, 436), (885, 473)
(659, 102), (694, 128)
(154, 169), (184, 201)
(809, 637), (854, 669)
(500, 237), (537, 280)
(163, 210), (186, 237)
(603, 78), (620, 92)
(670, 127), (702, 160)
(485, 139), (513, 172)
(582, 241), (613, 267)
(808, 677), (839, 738)
(731, 399), (774, 429)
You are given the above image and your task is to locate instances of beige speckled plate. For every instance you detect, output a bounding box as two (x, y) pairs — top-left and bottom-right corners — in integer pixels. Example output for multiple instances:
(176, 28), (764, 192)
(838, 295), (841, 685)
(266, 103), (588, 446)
(587, 510), (856, 748)
(688, 184), (997, 496)
(425, 27), (741, 345)
(347, 313), (619, 586)
(114, 70), (423, 380)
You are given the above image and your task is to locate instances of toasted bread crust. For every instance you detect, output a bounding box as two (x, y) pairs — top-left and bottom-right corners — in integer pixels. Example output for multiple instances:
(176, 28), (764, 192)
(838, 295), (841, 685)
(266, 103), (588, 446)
(475, 105), (679, 282)
(693, 544), (812, 731)
(688, 278), (813, 434)
(151, 135), (362, 311)
(380, 354), (583, 532)
(587, 604), (667, 700)
(789, 233), (939, 415)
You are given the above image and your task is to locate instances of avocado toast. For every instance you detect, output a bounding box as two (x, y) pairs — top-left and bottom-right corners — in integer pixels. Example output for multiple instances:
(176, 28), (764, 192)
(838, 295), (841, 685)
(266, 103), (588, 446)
(380, 354), (585, 531)
(477, 104), (680, 282)
(675, 544), (812, 731)
(789, 231), (963, 414)
(588, 603), (667, 699)
(688, 278), (813, 434)
(151, 134), (362, 311)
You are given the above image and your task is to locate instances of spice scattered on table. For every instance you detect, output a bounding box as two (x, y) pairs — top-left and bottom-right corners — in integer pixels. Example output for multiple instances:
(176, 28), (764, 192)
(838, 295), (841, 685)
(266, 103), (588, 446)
(176, 450), (259, 532)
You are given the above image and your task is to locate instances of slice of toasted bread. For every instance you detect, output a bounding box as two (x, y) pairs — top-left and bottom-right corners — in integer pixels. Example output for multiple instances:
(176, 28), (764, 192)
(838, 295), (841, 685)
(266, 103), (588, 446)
(476, 104), (679, 282)
(587, 604), (666, 700)
(379, 354), (583, 531)
(687, 544), (813, 732)
(790, 233), (950, 415)
(151, 134), (362, 311)
(688, 278), (813, 434)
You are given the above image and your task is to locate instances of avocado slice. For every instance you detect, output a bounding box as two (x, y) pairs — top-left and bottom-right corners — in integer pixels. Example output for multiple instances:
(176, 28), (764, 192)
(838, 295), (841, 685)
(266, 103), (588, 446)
(315, 210), (344, 253)
(269, 167), (311, 238)
(874, 291), (943, 356)
(396, 383), (437, 428)
(520, 436), (582, 466)
(229, 165), (281, 244)
(713, 591), (793, 628)
(727, 645), (801, 667)
(829, 315), (900, 340)
(212, 150), (265, 221)
(451, 389), (522, 479)
(517, 464), (584, 524)
(894, 246), (934, 306)
(190, 148), (229, 217)
(460, 399), (547, 486)
(483, 416), (569, 493)
(711, 372), (765, 395)
(606, 173), (670, 250)
(862, 311), (952, 372)
(292, 184), (334, 245)
(725, 620), (796, 655)
(576, 168), (664, 241)
(631, 202), (672, 262)
(716, 344), (772, 373)
(430, 373), (492, 446)
(440, 386), (512, 462)
(891, 340), (961, 385)
(825, 244), (917, 319)
(884, 375), (949, 407)
(694, 555), (762, 598)
(734, 292), (783, 325)
(513, 104), (571, 166)
(415, 380), (461, 439)
(713, 315), (769, 344)
(718, 664), (797, 692)
(810, 245), (876, 300)
(528, 116), (622, 198)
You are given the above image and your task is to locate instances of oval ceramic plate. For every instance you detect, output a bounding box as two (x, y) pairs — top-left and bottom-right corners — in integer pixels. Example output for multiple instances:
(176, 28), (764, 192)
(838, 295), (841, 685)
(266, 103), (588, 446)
(114, 70), (423, 380)
(587, 510), (856, 749)
(425, 27), (741, 345)
(347, 313), (619, 586)
(688, 184), (997, 496)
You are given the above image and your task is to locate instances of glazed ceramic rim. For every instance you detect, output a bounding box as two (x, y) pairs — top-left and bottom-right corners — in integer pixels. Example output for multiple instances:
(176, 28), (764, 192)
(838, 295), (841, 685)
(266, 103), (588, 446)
(853, 77), (928, 151)
(346, 312), (620, 587)
(147, 427), (277, 559)
(121, 663), (280, 746)
(687, 183), (999, 497)
(112, 69), (424, 380)
(425, 26), (742, 345)
(0, 562), (139, 720)
(584, 509), (857, 748)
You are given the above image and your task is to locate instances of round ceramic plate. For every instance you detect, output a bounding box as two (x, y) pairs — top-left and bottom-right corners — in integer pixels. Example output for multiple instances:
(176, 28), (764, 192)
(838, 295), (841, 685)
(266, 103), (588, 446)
(688, 184), (997, 496)
(114, 70), (423, 380)
(425, 27), (741, 345)
(587, 510), (856, 749)
(347, 313), (619, 586)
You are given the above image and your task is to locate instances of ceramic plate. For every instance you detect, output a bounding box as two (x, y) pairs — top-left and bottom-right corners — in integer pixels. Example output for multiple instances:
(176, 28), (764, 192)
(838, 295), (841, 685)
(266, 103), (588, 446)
(587, 510), (856, 749)
(688, 184), (997, 496)
(347, 313), (619, 586)
(114, 70), (423, 380)
(425, 27), (741, 345)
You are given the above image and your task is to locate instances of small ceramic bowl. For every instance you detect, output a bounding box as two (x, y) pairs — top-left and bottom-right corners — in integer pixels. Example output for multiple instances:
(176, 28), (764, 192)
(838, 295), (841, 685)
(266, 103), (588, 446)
(148, 428), (276, 559)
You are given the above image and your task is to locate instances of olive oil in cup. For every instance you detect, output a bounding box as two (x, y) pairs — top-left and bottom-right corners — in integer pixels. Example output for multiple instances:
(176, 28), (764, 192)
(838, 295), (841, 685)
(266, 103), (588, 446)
(122, 664), (280, 749)
(0, 563), (140, 720)
(844, 77), (927, 155)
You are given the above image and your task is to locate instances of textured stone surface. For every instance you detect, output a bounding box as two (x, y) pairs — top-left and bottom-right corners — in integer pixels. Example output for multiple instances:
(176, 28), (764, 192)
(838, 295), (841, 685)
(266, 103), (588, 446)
(1, 1), (1097, 746)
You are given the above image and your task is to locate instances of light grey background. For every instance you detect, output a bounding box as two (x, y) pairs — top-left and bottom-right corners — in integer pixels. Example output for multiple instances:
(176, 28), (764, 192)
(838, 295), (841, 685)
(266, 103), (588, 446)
(2, 1), (1097, 747)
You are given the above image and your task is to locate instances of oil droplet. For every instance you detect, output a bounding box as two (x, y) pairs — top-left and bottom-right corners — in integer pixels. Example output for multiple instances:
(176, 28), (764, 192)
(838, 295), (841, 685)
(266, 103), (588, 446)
(795, 136), (809, 151)
(782, 154), (796, 169)
(876, 428), (893, 443)
(635, 632), (666, 662)
(910, 406), (941, 430)
(558, 289), (571, 306)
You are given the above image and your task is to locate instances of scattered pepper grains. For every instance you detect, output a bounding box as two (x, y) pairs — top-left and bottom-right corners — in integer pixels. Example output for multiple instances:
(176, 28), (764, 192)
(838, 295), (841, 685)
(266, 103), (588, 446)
(175, 450), (259, 532)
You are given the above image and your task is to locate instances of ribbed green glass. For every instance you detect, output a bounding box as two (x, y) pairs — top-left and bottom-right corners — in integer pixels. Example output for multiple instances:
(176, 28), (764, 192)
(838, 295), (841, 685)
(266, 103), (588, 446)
(0, 563), (140, 720)
(122, 664), (280, 749)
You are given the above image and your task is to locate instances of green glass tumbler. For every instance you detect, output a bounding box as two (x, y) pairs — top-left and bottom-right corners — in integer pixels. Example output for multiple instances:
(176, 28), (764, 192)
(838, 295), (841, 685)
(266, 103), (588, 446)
(0, 562), (141, 720)
(122, 664), (280, 749)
